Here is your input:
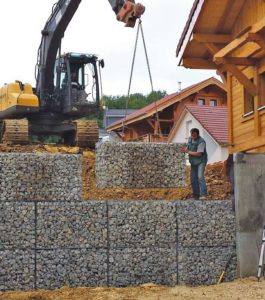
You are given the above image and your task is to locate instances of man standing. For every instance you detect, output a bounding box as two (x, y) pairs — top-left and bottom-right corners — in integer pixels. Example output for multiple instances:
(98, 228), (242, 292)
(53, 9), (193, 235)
(182, 128), (208, 200)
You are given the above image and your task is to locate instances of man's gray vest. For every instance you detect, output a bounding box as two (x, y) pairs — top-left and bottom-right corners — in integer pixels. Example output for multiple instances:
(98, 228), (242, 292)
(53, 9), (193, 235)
(187, 136), (208, 165)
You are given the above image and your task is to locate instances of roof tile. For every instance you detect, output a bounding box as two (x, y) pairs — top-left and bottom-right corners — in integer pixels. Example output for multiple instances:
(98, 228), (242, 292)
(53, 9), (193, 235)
(186, 105), (228, 144)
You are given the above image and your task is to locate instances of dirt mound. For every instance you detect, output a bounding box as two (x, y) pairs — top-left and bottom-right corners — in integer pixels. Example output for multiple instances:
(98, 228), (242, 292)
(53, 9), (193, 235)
(83, 151), (232, 201)
(0, 278), (263, 300)
(0, 144), (81, 154)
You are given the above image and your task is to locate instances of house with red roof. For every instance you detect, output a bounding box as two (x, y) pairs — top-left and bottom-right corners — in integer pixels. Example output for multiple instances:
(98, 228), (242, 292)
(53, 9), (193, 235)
(169, 105), (228, 163)
(107, 77), (229, 163)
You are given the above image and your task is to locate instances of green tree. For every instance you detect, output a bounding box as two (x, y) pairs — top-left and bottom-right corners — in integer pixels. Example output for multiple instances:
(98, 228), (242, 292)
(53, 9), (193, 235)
(84, 90), (167, 128)
(103, 90), (167, 110)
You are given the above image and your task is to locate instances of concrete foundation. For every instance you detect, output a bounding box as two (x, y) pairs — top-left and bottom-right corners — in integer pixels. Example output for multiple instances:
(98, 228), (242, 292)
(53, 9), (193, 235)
(234, 153), (265, 277)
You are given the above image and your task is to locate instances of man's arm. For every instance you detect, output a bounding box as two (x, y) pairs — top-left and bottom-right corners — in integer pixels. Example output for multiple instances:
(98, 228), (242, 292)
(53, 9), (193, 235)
(187, 151), (203, 157)
(182, 141), (205, 157)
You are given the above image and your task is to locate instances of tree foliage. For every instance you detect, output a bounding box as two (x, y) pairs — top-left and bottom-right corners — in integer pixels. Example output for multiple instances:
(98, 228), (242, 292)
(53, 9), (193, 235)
(102, 90), (167, 110)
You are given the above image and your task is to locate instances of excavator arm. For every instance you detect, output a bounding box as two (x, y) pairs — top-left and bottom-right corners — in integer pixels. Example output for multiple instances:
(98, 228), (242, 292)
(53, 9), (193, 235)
(35, 0), (145, 109)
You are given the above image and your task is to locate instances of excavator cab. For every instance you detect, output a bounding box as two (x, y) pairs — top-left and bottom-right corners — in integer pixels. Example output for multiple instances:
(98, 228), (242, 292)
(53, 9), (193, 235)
(54, 53), (103, 117)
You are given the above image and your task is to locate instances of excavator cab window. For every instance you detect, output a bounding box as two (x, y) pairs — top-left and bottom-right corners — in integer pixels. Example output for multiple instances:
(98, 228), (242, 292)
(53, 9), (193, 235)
(60, 72), (67, 89)
(67, 54), (100, 104)
(54, 53), (100, 114)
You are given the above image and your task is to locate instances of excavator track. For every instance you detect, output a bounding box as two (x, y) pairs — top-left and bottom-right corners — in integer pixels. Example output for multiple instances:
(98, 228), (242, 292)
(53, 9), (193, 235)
(1, 119), (29, 144)
(75, 120), (99, 148)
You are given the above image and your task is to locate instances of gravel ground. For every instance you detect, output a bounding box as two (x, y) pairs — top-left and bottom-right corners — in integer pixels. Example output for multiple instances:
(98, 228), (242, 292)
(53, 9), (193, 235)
(0, 278), (264, 300)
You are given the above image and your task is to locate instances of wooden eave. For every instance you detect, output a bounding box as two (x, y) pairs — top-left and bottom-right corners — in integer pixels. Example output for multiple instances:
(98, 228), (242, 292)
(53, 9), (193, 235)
(177, 0), (246, 67)
(177, 1), (265, 96)
(176, 0), (205, 65)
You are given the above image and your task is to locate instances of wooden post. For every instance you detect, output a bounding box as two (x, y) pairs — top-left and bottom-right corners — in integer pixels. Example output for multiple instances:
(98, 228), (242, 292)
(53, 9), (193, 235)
(155, 120), (158, 134)
(227, 72), (234, 150)
(254, 66), (261, 136)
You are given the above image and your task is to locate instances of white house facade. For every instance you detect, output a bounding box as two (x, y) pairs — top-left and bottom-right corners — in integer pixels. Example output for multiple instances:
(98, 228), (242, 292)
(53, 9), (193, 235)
(170, 106), (229, 164)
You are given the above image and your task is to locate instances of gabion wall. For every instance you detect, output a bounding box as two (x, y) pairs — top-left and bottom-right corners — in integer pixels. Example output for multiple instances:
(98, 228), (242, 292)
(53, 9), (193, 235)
(0, 153), (82, 201)
(0, 200), (236, 291)
(96, 142), (186, 188)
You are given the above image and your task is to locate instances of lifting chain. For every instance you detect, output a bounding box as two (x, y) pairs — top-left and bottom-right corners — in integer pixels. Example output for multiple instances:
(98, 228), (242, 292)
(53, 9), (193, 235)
(122, 19), (161, 138)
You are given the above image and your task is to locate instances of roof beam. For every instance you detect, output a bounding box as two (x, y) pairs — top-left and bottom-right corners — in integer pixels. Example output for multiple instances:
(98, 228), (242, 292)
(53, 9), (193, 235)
(192, 33), (231, 44)
(223, 0), (245, 31)
(222, 59), (258, 96)
(215, 0), (231, 32)
(157, 119), (174, 123)
(204, 43), (227, 83)
(182, 58), (217, 69)
(147, 119), (155, 129)
(214, 17), (265, 59)
(205, 43), (222, 56)
(215, 57), (259, 66)
(247, 33), (265, 51)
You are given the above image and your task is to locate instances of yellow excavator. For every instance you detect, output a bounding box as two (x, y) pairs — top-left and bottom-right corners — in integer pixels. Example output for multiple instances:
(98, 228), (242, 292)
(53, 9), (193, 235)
(0, 0), (145, 147)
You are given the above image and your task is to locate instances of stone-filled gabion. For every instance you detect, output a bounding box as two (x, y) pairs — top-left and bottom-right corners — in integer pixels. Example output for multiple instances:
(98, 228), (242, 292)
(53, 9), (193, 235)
(178, 246), (237, 286)
(109, 247), (177, 287)
(177, 200), (237, 286)
(177, 201), (236, 247)
(36, 249), (107, 289)
(0, 199), (236, 291)
(0, 202), (35, 250)
(37, 202), (107, 249)
(0, 153), (82, 201)
(108, 201), (177, 248)
(96, 142), (186, 188)
(0, 250), (35, 291)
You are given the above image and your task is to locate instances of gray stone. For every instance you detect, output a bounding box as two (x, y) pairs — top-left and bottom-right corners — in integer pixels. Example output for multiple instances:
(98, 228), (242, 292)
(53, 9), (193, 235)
(36, 249), (108, 289)
(0, 250), (35, 291)
(0, 199), (237, 290)
(36, 201), (107, 249)
(178, 246), (237, 286)
(0, 153), (82, 202)
(108, 201), (177, 248)
(0, 202), (35, 250)
(177, 200), (236, 247)
(109, 247), (177, 287)
(96, 142), (186, 189)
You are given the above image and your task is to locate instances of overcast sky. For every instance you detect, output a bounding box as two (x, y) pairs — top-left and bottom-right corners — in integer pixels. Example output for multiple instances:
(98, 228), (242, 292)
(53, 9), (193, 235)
(0, 0), (216, 96)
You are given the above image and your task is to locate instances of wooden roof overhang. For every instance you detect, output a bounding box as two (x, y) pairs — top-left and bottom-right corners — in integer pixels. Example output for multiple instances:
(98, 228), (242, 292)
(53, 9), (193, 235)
(176, 0), (265, 97)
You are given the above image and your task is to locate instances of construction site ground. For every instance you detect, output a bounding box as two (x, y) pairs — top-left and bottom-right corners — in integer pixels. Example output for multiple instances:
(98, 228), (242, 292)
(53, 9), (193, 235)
(0, 278), (264, 300)
(0, 143), (232, 201)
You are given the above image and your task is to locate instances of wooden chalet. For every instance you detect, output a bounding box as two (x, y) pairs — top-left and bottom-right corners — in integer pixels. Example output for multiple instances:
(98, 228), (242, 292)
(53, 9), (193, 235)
(107, 77), (227, 142)
(177, 0), (265, 153)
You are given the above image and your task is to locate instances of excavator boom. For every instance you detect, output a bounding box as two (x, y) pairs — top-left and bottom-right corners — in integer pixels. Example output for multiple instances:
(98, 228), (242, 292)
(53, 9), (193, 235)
(0, 0), (145, 147)
(36, 0), (145, 106)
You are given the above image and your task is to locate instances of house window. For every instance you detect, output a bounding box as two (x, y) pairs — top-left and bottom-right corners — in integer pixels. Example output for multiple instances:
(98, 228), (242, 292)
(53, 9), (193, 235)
(244, 89), (254, 115)
(210, 99), (217, 107)
(197, 98), (205, 106)
(259, 72), (265, 108)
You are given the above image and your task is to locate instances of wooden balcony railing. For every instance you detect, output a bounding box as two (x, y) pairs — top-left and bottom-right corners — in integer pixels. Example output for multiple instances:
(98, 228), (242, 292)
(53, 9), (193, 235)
(132, 134), (169, 143)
